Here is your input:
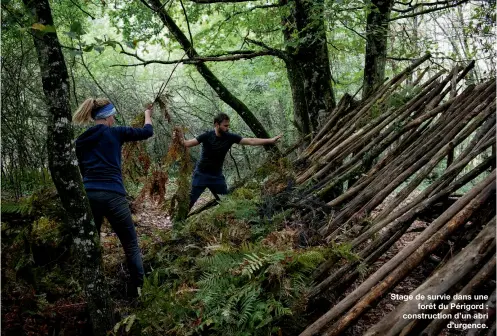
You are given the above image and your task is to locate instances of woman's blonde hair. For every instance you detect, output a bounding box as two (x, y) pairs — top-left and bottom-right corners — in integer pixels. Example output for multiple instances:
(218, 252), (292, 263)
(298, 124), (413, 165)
(72, 98), (111, 125)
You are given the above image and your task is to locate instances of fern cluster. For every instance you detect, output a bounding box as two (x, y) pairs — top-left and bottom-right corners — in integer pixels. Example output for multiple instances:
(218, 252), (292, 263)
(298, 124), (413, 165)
(128, 187), (331, 336)
(133, 239), (325, 335)
(192, 247), (324, 335)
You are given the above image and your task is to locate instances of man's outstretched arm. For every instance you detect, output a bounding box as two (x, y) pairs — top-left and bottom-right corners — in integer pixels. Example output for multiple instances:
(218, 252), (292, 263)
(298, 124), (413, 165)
(239, 135), (282, 146)
(184, 139), (200, 147)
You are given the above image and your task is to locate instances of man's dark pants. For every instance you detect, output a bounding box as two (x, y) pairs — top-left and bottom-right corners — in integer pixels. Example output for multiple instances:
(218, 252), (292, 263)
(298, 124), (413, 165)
(86, 190), (144, 289)
(189, 171), (229, 209)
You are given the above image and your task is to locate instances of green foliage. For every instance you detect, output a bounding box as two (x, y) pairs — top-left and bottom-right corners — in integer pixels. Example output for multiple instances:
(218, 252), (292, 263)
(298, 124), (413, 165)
(1, 199), (32, 216)
(134, 247), (324, 335)
(190, 247), (323, 335)
(329, 242), (361, 262)
(1, 187), (63, 221)
(31, 217), (61, 246)
(130, 185), (330, 336)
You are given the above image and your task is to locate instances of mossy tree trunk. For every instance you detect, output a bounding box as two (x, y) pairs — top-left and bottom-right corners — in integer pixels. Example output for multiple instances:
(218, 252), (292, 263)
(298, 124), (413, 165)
(363, 0), (394, 98)
(282, 0), (336, 134)
(21, 0), (114, 334)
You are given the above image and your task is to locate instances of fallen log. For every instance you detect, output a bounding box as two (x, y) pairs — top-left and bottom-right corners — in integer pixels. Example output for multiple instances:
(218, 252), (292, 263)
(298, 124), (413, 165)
(466, 290), (497, 336)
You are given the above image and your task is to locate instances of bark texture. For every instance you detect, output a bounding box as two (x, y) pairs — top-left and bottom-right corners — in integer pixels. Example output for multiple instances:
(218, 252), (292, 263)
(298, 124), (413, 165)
(363, 0), (394, 97)
(282, 0), (336, 134)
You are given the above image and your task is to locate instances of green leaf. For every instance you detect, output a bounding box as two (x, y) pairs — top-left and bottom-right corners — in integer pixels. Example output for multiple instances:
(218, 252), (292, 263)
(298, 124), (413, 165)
(83, 45), (94, 52)
(64, 31), (78, 39)
(69, 21), (85, 36)
(125, 41), (135, 49)
(113, 321), (122, 333)
(68, 49), (83, 57)
(94, 45), (105, 53)
(125, 314), (136, 332)
(103, 40), (117, 48)
(31, 23), (56, 33)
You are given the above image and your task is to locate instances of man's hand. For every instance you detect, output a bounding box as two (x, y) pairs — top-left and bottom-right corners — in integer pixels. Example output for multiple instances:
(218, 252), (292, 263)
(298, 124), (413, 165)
(240, 135), (282, 146)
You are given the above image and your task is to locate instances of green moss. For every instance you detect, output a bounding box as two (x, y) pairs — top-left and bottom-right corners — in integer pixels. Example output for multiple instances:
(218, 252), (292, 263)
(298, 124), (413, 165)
(31, 217), (61, 246)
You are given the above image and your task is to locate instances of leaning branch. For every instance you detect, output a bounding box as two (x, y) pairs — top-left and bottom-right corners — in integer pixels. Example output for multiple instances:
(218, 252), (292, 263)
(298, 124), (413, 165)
(392, 0), (464, 12)
(111, 51), (278, 67)
(69, 0), (95, 19)
(338, 19), (366, 40)
(390, 0), (470, 21)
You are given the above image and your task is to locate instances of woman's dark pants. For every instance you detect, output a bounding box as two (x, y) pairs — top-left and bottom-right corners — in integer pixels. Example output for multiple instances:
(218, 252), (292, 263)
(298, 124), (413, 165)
(86, 190), (144, 289)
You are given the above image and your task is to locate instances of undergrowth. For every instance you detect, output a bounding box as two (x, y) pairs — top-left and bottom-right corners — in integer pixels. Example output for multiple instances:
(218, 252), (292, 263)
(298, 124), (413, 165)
(118, 185), (330, 336)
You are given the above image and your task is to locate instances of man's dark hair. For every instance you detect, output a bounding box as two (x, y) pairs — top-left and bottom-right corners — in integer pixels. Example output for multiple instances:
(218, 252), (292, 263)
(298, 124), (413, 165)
(214, 113), (230, 125)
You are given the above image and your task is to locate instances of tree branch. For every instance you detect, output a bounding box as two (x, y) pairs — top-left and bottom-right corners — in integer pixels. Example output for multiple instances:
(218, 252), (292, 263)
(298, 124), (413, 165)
(79, 53), (127, 125)
(225, 3), (282, 22)
(393, 0), (466, 12)
(189, 0), (253, 3)
(179, 0), (194, 48)
(111, 49), (279, 67)
(338, 19), (366, 40)
(69, 0), (95, 19)
(390, 0), (470, 20)
(244, 38), (288, 60)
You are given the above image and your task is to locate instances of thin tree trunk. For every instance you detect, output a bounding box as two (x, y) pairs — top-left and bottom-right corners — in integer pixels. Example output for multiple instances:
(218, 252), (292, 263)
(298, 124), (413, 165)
(22, 1), (114, 334)
(147, 0), (275, 149)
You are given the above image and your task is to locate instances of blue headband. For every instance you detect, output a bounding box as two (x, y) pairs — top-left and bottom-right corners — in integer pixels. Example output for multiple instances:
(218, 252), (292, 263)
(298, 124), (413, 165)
(93, 104), (116, 120)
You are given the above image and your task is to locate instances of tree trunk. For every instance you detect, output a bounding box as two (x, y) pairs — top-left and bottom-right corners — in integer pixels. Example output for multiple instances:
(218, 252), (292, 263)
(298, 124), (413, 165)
(147, 0), (275, 148)
(282, 0), (336, 134)
(363, 0), (394, 98)
(22, 0), (114, 334)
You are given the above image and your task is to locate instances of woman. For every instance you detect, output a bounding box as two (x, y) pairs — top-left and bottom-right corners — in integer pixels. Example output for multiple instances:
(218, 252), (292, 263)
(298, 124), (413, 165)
(73, 98), (153, 297)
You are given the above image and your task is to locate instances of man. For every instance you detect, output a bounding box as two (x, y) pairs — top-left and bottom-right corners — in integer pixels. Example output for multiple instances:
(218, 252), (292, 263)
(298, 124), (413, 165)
(184, 113), (281, 209)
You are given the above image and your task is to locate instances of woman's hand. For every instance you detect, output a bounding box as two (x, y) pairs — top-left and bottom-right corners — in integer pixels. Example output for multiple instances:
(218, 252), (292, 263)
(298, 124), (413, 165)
(271, 135), (282, 144)
(144, 103), (153, 125)
(145, 103), (154, 112)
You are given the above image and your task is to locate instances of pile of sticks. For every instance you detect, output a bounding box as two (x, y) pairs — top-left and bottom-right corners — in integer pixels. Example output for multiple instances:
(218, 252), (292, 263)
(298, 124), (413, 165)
(288, 55), (496, 335)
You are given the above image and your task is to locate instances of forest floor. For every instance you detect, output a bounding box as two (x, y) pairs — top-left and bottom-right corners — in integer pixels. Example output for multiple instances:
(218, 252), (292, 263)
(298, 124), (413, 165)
(3, 187), (486, 335)
(97, 190), (451, 336)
